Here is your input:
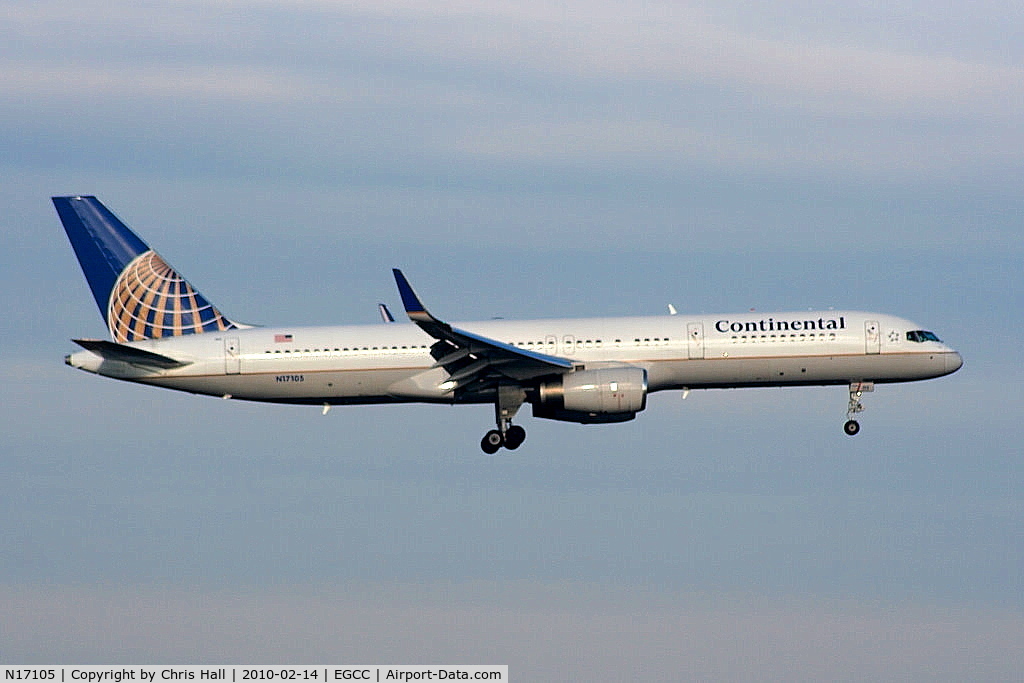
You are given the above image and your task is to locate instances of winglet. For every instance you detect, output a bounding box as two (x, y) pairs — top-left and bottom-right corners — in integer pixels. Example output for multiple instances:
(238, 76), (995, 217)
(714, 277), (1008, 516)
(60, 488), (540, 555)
(378, 303), (395, 323)
(390, 268), (575, 375)
(392, 269), (433, 324)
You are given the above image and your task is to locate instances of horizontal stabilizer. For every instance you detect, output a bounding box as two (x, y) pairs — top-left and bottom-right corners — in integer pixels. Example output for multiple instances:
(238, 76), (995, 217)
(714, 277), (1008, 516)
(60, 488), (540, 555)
(72, 338), (190, 369)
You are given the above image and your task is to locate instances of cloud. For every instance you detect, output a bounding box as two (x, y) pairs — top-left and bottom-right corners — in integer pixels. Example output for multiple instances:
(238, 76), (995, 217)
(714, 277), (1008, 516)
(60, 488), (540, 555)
(266, 0), (1024, 115)
(2, 582), (1022, 679)
(7, 0), (1022, 115)
(3, 0), (1021, 188)
(0, 62), (312, 101)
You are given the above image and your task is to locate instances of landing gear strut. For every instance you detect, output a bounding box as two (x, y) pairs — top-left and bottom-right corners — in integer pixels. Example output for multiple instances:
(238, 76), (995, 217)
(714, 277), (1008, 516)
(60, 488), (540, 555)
(844, 381), (873, 436)
(480, 385), (527, 454)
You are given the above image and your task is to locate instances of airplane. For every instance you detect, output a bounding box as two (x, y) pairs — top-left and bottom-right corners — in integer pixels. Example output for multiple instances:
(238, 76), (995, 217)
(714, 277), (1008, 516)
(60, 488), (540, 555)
(55, 196), (963, 454)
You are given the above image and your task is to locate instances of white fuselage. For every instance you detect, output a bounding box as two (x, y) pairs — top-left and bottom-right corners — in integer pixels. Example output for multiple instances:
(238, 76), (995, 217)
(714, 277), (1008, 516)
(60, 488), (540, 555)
(67, 310), (963, 405)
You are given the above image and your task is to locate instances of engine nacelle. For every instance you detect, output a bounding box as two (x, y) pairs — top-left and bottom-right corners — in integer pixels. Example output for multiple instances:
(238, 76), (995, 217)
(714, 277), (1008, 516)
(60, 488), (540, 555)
(533, 367), (648, 424)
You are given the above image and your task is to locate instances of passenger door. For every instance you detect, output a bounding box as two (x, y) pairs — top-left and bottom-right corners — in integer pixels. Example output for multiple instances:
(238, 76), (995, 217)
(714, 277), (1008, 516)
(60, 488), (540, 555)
(865, 320), (880, 355)
(687, 322), (705, 360)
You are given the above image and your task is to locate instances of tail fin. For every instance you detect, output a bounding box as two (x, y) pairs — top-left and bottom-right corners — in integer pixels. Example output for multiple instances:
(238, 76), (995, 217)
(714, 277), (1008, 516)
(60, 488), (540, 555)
(53, 196), (239, 343)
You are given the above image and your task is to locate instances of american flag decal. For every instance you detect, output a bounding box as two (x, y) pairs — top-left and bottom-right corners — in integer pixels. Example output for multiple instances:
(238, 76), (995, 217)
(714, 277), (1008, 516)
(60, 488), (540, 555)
(274, 334), (293, 343)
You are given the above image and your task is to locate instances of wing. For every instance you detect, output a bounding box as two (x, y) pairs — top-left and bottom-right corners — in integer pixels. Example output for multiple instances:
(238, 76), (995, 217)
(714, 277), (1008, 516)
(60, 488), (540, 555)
(392, 269), (574, 394)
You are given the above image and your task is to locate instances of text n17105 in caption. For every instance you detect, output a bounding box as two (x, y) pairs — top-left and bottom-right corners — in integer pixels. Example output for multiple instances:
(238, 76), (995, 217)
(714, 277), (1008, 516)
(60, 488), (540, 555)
(1, 668), (507, 683)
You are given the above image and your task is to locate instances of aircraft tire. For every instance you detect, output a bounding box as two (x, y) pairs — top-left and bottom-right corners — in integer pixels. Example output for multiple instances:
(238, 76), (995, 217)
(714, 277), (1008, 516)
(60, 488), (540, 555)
(481, 430), (503, 454)
(504, 425), (526, 450)
(844, 419), (860, 436)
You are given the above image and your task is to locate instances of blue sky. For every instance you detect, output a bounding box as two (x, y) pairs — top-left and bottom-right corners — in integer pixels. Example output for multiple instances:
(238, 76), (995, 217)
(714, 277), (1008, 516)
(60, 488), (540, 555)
(2, 1), (1022, 678)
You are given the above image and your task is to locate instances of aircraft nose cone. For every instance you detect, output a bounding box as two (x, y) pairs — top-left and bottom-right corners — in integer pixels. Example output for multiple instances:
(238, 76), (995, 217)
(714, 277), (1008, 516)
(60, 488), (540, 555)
(946, 351), (963, 374)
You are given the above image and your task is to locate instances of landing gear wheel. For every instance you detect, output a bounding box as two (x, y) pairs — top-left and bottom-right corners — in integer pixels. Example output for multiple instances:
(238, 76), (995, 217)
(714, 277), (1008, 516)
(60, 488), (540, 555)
(504, 425), (526, 450)
(844, 419), (860, 436)
(481, 430), (503, 455)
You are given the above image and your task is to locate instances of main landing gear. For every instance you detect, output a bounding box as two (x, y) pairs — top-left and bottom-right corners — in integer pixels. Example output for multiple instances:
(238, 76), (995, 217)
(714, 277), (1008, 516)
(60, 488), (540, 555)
(844, 381), (873, 436)
(481, 425), (526, 454)
(481, 385), (527, 455)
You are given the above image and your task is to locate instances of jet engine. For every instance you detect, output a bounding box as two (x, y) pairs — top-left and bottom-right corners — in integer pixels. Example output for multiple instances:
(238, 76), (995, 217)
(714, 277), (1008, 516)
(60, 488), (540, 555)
(532, 367), (648, 424)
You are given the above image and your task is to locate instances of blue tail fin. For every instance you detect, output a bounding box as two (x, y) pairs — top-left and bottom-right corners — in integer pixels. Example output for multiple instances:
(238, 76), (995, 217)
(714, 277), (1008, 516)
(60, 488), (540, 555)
(54, 196), (239, 343)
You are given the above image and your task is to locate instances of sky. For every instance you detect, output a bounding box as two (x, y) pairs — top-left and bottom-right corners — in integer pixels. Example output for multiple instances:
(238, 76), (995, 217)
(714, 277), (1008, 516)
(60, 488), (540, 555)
(1, 0), (1022, 678)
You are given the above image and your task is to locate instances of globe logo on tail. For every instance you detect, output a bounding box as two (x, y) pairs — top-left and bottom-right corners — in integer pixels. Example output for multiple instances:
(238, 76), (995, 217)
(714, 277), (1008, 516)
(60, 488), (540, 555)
(107, 250), (237, 343)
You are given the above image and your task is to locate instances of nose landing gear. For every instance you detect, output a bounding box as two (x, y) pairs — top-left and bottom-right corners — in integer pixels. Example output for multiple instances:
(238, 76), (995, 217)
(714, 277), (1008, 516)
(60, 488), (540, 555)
(844, 381), (873, 436)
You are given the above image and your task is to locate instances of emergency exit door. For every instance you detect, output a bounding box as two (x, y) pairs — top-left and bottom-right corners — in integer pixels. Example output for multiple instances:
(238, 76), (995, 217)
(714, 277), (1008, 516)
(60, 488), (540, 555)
(225, 337), (241, 374)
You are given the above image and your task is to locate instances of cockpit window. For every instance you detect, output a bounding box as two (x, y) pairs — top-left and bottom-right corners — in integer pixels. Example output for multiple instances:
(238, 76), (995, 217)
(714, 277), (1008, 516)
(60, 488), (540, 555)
(907, 330), (941, 343)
